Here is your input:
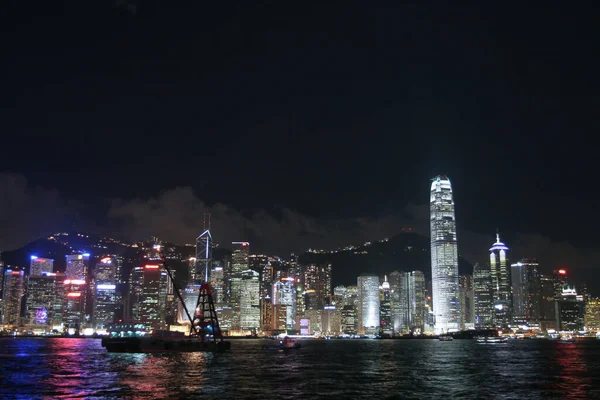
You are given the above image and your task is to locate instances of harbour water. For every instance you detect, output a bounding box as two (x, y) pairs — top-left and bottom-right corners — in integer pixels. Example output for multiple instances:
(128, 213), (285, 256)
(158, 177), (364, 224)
(1, 338), (599, 399)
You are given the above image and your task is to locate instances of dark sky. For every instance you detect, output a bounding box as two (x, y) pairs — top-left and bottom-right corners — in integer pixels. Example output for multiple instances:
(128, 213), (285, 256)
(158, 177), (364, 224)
(1, 2), (598, 287)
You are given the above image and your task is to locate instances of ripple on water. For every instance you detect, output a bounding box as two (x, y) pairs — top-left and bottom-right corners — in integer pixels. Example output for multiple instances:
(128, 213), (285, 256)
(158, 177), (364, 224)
(2, 338), (600, 399)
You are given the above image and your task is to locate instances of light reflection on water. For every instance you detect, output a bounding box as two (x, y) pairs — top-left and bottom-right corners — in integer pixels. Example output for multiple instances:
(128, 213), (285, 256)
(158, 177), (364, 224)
(1, 338), (600, 399)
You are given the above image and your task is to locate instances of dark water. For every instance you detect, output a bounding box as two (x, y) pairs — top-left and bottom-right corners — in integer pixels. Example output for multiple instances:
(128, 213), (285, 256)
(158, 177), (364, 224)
(1, 338), (600, 399)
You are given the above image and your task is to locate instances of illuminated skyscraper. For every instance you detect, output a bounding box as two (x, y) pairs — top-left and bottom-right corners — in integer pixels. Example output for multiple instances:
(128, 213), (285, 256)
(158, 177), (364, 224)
(379, 276), (392, 335)
(556, 285), (585, 331)
(273, 277), (297, 330)
(230, 242), (250, 331)
(2, 269), (25, 326)
(511, 258), (540, 325)
(302, 263), (332, 308)
(137, 264), (165, 329)
(585, 298), (600, 332)
(389, 270), (426, 335)
(239, 269), (260, 331)
(489, 233), (511, 327)
(65, 254), (90, 281)
(63, 279), (87, 333)
(473, 263), (493, 328)
(358, 274), (380, 335)
(24, 272), (56, 332)
(459, 275), (475, 330)
(260, 262), (274, 331)
(30, 256), (54, 276)
(430, 175), (461, 333)
(94, 257), (117, 330)
(231, 242), (250, 275)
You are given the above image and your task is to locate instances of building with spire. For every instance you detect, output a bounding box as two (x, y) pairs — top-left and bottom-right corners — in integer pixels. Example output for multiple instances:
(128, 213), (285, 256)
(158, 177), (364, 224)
(430, 175), (461, 333)
(489, 233), (511, 327)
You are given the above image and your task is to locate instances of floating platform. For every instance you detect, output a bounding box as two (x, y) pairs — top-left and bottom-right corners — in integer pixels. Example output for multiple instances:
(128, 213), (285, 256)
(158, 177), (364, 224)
(101, 336), (231, 353)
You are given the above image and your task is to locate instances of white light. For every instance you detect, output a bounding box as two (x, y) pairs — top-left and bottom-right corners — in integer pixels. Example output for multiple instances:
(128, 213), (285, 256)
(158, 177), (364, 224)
(97, 284), (116, 290)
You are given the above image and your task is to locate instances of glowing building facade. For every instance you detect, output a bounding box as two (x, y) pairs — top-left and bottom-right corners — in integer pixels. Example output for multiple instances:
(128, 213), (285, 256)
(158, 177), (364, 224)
(473, 263), (493, 328)
(239, 269), (260, 331)
(94, 258), (118, 330)
(510, 258), (540, 325)
(489, 234), (511, 327)
(65, 254), (90, 281)
(2, 269), (25, 326)
(358, 274), (380, 335)
(24, 272), (56, 332)
(430, 176), (461, 333)
(30, 256), (54, 276)
(273, 277), (297, 330)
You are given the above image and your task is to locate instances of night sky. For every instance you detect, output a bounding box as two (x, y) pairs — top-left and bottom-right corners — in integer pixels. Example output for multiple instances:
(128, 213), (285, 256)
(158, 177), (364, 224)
(1, 3), (597, 289)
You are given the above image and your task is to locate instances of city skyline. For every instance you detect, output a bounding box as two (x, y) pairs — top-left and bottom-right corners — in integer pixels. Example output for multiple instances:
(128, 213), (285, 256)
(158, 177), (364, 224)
(1, 4), (597, 293)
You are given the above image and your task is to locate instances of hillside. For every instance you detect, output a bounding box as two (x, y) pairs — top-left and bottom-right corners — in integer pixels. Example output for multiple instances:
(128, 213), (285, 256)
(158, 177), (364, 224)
(298, 232), (473, 287)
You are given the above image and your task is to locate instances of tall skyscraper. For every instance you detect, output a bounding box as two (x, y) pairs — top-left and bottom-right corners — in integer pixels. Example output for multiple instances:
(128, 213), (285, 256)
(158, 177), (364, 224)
(459, 275), (475, 330)
(556, 285), (585, 331)
(30, 256), (54, 276)
(2, 269), (25, 326)
(511, 258), (540, 325)
(303, 263), (332, 306)
(24, 272), (56, 332)
(231, 242), (250, 275)
(65, 254), (90, 281)
(230, 242), (250, 331)
(538, 274), (557, 331)
(239, 269), (260, 331)
(260, 262), (274, 331)
(430, 175), (461, 333)
(473, 263), (493, 328)
(94, 258), (117, 330)
(357, 274), (380, 335)
(273, 277), (297, 330)
(379, 276), (392, 335)
(389, 270), (426, 335)
(585, 298), (600, 332)
(489, 233), (511, 327)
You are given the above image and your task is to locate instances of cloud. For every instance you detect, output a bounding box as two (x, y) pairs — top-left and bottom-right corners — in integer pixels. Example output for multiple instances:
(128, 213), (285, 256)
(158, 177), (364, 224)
(107, 186), (424, 255)
(1, 174), (597, 293)
(0, 173), (76, 250)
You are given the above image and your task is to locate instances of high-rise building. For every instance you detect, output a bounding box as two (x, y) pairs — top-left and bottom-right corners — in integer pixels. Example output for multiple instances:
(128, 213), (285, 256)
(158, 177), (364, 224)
(357, 274), (380, 335)
(430, 175), (461, 333)
(239, 269), (260, 331)
(94, 258), (117, 330)
(341, 304), (357, 335)
(63, 278), (87, 333)
(473, 263), (493, 328)
(556, 285), (585, 331)
(24, 272), (56, 332)
(135, 264), (166, 330)
(538, 274), (557, 331)
(260, 262), (274, 331)
(273, 277), (297, 331)
(231, 242), (250, 276)
(585, 298), (600, 332)
(65, 254), (90, 281)
(459, 275), (475, 330)
(379, 276), (392, 335)
(511, 258), (540, 325)
(489, 234), (511, 327)
(2, 269), (25, 326)
(230, 242), (250, 331)
(303, 263), (332, 306)
(390, 271), (427, 335)
(29, 256), (54, 276)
